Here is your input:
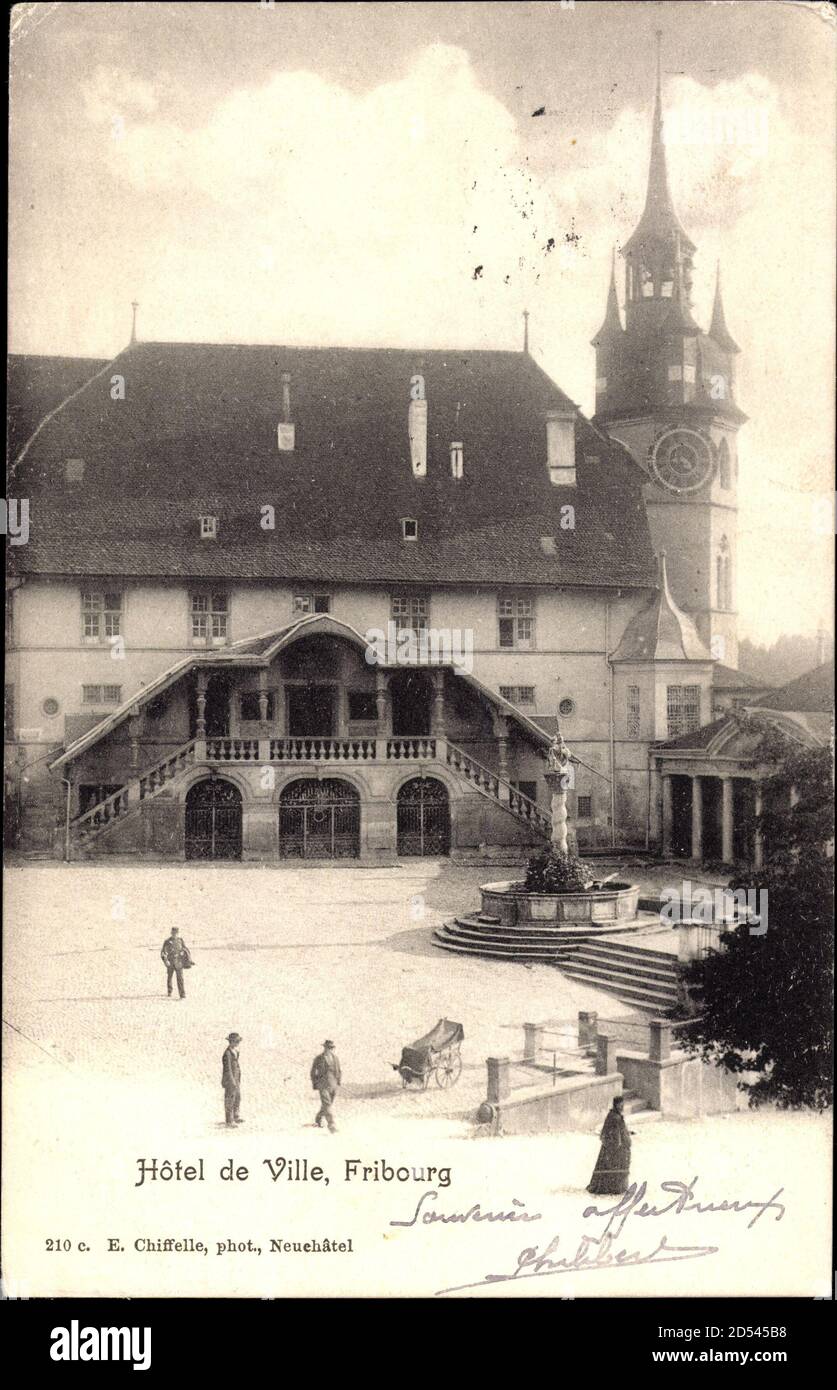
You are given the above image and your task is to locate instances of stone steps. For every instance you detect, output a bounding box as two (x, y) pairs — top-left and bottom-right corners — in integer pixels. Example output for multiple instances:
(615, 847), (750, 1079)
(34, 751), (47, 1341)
(432, 916), (643, 962)
(560, 938), (680, 1014)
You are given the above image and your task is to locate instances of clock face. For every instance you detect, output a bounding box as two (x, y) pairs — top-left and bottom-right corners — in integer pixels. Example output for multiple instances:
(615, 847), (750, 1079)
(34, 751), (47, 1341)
(650, 428), (714, 493)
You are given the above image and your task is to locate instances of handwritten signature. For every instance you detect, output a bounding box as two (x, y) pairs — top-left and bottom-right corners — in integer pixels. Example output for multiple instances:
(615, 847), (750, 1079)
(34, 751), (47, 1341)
(434, 1231), (719, 1295)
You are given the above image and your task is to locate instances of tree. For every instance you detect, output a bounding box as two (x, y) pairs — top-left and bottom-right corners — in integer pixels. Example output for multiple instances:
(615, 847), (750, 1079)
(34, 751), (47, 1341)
(678, 728), (834, 1110)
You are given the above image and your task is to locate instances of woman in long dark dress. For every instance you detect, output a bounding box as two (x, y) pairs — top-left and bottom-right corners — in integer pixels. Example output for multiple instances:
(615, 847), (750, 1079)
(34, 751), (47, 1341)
(587, 1096), (632, 1195)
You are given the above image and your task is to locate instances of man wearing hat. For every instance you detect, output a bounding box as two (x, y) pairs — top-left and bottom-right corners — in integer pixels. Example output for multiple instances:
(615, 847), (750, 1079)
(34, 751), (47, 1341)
(310, 1040), (341, 1133)
(222, 1033), (243, 1127)
(161, 926), (192, 999)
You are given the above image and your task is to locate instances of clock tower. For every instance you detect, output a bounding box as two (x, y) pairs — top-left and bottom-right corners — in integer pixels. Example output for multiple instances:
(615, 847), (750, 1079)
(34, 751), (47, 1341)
(592, 36), (746, 669)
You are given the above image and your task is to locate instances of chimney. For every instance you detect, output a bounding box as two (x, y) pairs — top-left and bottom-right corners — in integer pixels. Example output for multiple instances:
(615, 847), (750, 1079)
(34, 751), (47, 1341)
(408, 397), (427, 478)
(277, 372), (295, 451)
(546, 409), (576, 486)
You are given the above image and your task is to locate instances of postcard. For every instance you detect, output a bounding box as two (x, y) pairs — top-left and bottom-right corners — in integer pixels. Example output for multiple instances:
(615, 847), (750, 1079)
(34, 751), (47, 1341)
(4, 0), (834, 1307)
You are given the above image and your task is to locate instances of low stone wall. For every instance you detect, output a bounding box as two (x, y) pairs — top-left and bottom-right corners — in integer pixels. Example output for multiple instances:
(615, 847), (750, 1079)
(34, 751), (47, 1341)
(485, 1072), (622, 1137)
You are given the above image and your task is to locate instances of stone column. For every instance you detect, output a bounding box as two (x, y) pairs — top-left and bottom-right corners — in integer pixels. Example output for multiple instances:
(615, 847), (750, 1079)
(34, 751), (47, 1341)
(661, 774), (673, 855)
(486, 1056), (510, 1103)
(257, 669), (269, 724)
(375, 670), (392, 736)
(649, 1020), (672, 1062)
(523, 1023), (544, 1063)
(128, 716), (142, 772)
(431, 668), (446, 737)
(753, 783), (764, 869)
(195, 671), (208, 738)
(578, 1011), (598, 1048)
(596, 1035), (619, 1077)
(497, 735), (510, 786)
(721, 777), (735, 864)
(691, 775), (703, 861)
(544, 771), (568, 854)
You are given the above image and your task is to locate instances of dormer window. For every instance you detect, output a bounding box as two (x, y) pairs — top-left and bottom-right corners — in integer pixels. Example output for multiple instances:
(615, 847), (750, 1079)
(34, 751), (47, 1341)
(200, 515), (218, 540)
(450, 442), (464, 479)
(401, 518), (418, 542)
(65, 458), (85, 484)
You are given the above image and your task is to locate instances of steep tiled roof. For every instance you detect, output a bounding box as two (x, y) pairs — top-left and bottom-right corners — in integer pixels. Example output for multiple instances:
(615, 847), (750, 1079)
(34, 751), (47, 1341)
(7, 354), (109, 464)
(9, 342), (655, 590)
(751, 663), (834, 714)
(610, 552), (711, 662)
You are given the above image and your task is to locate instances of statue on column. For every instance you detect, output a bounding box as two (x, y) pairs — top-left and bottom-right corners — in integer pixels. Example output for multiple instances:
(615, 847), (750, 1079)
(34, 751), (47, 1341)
(544, 722), (575, 855)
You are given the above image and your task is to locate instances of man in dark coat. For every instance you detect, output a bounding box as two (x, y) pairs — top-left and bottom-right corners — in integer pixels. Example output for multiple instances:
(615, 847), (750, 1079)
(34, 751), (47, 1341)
(161, 926), (191, 999)
(311, 1040), (341, 1132)
(587, 1096), (633, 1194)
(222, 1033), (243, 1127)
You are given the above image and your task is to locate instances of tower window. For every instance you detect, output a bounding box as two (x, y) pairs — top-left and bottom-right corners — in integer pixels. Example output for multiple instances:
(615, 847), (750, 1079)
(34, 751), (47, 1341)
(450, 443), (464, 479)
(595, 376), (607, 393)
(717, 537), (732, 610)
(718, 439), (732, 490)
(667, 685), (701, 738)
(661, 280), (673, 298)
(627, 685), (641, 739)
(668, 365), (683, 382)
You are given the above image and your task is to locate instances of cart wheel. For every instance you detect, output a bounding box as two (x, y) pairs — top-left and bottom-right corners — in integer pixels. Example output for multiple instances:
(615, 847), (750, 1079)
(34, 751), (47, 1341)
(435, 1053), (462, 1088)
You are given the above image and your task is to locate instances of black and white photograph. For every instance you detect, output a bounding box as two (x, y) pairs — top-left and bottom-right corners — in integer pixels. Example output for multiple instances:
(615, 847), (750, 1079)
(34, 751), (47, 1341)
(3, 0), (834, 1319)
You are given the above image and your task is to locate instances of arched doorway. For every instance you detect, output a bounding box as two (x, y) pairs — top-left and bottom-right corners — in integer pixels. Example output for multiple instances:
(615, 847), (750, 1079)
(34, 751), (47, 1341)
(397, 777), (451, 856)
(279, 778), (360, 859)
(185, 778), (242, 860)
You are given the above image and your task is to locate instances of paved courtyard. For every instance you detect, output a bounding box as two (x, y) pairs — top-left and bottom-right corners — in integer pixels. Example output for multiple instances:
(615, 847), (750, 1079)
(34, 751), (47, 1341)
(3, 858), (830, 1299)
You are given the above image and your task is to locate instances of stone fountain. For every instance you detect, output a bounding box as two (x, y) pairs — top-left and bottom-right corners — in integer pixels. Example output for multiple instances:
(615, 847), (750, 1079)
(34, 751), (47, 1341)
(434, 723), (643, 962)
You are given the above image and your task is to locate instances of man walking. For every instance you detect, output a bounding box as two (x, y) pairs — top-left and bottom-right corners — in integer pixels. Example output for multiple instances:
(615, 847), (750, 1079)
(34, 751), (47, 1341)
(311, 1039), (341, 1133)
(222, 1033), (243, 1127)
(161, 926), (192, 999)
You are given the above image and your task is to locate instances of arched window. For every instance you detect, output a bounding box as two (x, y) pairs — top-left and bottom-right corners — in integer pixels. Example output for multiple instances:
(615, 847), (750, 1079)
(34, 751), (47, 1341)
(717, 537), (732, 609)
(718, 439), (731, 490)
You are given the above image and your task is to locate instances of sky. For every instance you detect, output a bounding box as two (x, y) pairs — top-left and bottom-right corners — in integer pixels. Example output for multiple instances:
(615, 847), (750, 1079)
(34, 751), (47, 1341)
(8, 0), (835, 645)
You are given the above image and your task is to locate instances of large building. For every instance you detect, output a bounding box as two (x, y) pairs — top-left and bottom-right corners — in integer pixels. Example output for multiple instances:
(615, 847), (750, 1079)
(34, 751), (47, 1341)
(5, 62), (752, 864)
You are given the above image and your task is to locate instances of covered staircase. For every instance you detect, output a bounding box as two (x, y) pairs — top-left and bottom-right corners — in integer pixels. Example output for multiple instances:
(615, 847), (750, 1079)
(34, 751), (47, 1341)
(69, 735), (551, 851)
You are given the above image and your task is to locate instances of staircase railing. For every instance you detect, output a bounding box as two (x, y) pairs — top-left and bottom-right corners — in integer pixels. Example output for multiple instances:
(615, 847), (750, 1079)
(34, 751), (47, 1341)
(73, 739), (197, 842)
(443, 739), (551, 837)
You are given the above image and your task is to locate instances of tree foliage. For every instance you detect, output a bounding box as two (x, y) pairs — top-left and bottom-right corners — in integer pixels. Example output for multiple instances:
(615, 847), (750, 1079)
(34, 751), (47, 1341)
(678, 731), (834, 1110)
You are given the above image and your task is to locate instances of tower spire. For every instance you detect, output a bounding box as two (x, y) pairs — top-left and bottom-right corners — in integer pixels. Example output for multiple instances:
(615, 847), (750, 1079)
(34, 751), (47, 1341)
(591, 248), (623, 345)
(709, 262), (740, 353)
(623, 32), (695, 258)
(522, 307), (530, 354)
(130, 300), (139, 345)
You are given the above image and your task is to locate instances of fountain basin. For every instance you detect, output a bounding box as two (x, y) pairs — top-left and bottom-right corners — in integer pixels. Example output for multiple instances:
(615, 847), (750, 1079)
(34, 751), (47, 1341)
(479, 880), (640, 927)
